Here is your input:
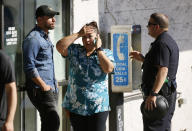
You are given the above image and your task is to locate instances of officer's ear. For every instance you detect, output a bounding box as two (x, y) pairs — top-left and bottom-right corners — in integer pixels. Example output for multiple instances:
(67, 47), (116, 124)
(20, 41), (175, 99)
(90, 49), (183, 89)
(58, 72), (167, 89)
(154, 24), (160, 31)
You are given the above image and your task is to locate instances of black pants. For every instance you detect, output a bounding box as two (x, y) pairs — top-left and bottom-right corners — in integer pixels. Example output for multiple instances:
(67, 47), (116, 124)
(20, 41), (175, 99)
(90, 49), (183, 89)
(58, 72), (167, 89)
(70, 111), (109, 131)
(27, 87), (60, 131)
(143, 90), (177, 131)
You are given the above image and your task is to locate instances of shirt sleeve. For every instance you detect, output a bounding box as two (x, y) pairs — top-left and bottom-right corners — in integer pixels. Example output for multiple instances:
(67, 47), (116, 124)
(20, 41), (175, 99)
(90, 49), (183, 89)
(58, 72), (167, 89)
(22, 37), (40, 78)
(0, 52), (15, 84)
(66, 44), (81, 58)
(152, 42), (170, 67)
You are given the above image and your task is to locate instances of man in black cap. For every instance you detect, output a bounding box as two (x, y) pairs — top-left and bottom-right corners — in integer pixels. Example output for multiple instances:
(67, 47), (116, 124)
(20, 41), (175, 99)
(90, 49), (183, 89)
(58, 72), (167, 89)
(22, 5), (60, 131)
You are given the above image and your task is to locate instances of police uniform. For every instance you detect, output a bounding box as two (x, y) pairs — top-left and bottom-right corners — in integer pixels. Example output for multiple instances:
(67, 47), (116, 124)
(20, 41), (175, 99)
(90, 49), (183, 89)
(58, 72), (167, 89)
(141, 31), (179, 131)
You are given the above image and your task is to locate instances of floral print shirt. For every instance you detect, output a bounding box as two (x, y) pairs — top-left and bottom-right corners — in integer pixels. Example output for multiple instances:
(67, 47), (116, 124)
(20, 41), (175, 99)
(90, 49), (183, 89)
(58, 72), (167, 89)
(62, 44), (115, 116)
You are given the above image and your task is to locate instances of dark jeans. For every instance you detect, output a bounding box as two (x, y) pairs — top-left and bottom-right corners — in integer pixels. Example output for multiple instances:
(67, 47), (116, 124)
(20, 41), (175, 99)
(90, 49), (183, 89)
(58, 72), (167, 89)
(70, 111), (109, 131)
(27, 87), (60, 131)
(143, 90), (177, 131)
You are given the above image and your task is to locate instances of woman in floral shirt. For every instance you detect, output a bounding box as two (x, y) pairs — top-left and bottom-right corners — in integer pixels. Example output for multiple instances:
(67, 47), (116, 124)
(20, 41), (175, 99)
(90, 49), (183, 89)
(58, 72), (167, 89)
(56, 21), (115, 131)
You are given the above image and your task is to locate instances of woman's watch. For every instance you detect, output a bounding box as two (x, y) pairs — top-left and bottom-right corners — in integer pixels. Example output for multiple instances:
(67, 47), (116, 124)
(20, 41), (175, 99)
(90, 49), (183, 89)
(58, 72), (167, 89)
(150, 90), (159, 96)
(96, 47), (103, 52)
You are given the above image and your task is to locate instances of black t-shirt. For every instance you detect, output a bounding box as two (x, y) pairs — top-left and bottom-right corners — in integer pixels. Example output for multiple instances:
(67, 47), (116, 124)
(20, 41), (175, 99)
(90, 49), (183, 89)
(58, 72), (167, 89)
(0, 50), (15, 126)
(142, 32), (179, 90)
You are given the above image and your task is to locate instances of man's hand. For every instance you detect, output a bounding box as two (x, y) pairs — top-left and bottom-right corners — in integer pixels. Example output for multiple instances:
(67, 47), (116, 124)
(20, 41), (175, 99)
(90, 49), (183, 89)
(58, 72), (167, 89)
(42, 85), (51, 91)
(129, 51), (144, 62)
(144, 96), (157, 111)
(2, 121), (14, 131)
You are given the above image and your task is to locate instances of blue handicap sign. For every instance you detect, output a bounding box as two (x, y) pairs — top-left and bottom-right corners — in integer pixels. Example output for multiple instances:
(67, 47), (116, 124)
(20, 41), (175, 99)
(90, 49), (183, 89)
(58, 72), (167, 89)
(113, 33), (129, 86)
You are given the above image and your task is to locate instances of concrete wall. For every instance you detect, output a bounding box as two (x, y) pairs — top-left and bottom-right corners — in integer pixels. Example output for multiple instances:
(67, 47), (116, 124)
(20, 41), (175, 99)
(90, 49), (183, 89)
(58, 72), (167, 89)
(72, 0), (192, 130)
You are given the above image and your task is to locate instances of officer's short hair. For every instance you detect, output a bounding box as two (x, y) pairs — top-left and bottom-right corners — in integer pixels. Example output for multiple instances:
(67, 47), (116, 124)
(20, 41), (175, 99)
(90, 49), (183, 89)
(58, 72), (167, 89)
(150, 13), (169, 29)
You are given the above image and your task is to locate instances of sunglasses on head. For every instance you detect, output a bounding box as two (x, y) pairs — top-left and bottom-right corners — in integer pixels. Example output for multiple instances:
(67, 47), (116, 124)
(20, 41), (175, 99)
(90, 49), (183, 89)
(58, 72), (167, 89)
(86, 21), (99, 34)
(86, 21), (98, 28)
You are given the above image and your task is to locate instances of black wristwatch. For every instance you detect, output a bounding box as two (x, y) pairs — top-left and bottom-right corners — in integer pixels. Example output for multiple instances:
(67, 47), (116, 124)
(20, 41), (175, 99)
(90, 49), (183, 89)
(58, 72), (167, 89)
(150, 90), (159, 96)
(96, 47), (103, 52)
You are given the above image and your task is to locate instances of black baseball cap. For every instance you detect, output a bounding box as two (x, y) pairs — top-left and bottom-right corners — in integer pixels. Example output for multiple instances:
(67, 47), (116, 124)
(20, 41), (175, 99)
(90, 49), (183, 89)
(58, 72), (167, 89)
(35, 5), (59, 18)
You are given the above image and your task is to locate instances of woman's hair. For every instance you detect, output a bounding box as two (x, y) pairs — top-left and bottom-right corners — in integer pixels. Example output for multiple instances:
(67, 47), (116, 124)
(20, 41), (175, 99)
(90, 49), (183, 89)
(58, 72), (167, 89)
(86, 21), (99, 34)
(150, 13), (169, 29)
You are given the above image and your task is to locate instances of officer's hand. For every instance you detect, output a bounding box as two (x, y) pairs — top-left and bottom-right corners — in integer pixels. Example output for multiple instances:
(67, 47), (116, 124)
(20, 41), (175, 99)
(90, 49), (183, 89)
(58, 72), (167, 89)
(145, 96), (157, 111)
(129, 51), (143, 61)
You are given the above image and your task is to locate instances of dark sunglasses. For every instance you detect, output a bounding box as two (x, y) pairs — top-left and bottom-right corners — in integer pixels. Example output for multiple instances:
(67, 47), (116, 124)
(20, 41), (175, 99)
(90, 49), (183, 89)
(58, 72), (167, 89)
(147, 22), (157, 27)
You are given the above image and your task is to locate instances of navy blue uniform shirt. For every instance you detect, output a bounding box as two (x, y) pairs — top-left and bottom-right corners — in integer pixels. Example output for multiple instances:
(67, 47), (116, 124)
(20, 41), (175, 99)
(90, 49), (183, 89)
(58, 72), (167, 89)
(142, 31), (179, 91)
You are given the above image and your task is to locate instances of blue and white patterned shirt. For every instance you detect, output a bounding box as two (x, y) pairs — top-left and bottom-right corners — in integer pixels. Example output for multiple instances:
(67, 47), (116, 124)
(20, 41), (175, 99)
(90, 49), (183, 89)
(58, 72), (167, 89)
(62, 44), (115, 116)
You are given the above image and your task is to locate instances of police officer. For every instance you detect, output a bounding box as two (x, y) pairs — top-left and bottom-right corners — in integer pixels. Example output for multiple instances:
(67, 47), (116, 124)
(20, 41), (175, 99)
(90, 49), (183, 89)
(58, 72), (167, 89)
(129, 13), (179, 131)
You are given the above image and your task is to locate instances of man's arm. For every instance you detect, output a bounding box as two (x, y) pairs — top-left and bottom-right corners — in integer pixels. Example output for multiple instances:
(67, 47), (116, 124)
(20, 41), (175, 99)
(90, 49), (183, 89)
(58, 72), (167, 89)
(3, 82), (17, 131)
(152, 66), (168, 94)
(32, 76), (51, 91)
(145, 66), (168, 110)
(23, 38), (51, 91)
